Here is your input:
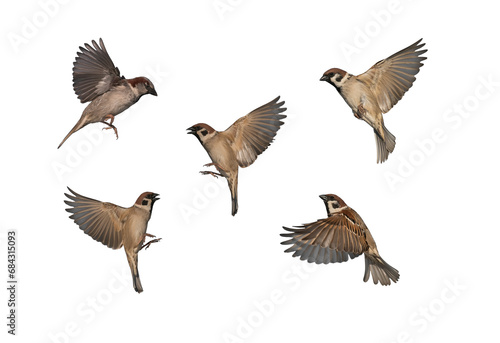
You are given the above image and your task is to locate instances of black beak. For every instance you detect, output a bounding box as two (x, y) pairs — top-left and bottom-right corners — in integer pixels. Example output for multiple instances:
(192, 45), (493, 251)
(320, 75), (329, 82)
(152, 193), (160, 202)
(148, 87), (158, 96)
(319, 194), (329, 201)
(187, 127), (195, 135)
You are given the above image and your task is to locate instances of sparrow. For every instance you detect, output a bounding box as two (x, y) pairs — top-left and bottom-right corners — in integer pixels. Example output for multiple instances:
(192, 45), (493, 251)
(58, 38), (157, 149)
(187, 96), (286, 216)
(281, 194), (399, 286)
(320, 39), (427, 163)
(64, 187), (161, 293)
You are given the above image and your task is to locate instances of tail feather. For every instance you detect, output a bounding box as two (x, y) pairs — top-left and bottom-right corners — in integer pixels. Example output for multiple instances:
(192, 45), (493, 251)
(126, 250), (143, 293)
(229, 176), (238, 216)
(132, 273), (143, 293)
(374, 123), (396, 163)
(364, 254), (399, 286)
(57, 116), (88, 149)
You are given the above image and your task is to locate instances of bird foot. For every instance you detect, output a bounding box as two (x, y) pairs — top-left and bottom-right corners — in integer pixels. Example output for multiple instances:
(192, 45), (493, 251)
(354, 104), (366, 119)
(200, 171), (224, 178)
(139, 238), (162, 252)
(101, 115), (118, 139)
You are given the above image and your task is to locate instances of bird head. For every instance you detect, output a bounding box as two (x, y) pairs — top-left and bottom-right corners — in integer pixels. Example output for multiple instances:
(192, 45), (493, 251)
(320, 68), (348, 89)
(135, 192), (160, 212)
(319, 194), (347, 215)
(187, 123), (216, 144)
(128, 77), (158, 97)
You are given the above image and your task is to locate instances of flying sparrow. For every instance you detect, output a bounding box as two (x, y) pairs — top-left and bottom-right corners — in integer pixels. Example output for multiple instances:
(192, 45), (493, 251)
(320, 39), (427, 163)
(58, 38), (157, 149)
(281, 194), (399, 286)
(187, 96), (286, 216)
(64, 188), (161, 293)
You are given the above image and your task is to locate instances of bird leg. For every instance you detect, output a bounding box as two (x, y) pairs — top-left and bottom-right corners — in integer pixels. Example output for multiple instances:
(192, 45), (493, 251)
(138, 236), (162, 252)
(354, 105), (366, 119)
(199, 162), (226, 178)
(203, 162), (223, 169)
(101, 114), (119, 139)
(200, 171), (224, 178)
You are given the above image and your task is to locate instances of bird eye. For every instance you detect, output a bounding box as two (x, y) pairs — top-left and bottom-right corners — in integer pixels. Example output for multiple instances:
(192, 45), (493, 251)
(142, 200), (148, 205)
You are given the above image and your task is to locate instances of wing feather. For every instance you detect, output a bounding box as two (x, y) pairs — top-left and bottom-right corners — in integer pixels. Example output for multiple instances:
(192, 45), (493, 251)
(357, 39), (427, 113)
(224, 97), (287, 167)
(64, 187), (127, 249)
(72, 38), (123, 103)
(281, 209), (368, 264)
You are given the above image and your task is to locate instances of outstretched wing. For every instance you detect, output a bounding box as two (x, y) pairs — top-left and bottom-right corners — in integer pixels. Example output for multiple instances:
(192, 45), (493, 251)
(224, 96), (287, 168)
(357, 39), (427, 113)
(64, 187), (127, 249)
(72, 38), (123, 103)
(281, 209), (368, 264)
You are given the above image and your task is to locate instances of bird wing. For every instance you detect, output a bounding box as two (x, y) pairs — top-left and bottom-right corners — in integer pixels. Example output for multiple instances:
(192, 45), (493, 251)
(281, 208), (368, 264)
(64, 187), (127, 249)
(224, 96), (287, 168)
(72, 38), (123, 103)
(357, 39), (427, 113)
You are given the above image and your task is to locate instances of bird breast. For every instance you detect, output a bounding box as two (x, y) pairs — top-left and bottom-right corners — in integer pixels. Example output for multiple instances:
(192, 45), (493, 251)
(203, 134), (238, 172)
(83, 84), (137, 117)
(122, 208), (150, 248)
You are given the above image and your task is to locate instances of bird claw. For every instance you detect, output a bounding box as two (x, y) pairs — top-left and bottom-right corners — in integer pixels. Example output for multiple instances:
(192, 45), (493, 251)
(200, 171), (223, 178)
(101, 115), (119, 139)
(139, 238), (162, 252)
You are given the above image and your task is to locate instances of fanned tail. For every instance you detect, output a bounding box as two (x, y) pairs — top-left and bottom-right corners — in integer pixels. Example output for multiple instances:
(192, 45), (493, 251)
(375, 123), (396, 163)
(363, 253), (399, 286)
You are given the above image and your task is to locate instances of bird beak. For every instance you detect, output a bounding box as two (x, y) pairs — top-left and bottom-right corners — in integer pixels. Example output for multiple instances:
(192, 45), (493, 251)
(320, 75), (329, 82)
(186, 127), (195, 135)
(319, 194), (329, 201)
(148, 88), (158, 96)
(152, 193), (160, 202)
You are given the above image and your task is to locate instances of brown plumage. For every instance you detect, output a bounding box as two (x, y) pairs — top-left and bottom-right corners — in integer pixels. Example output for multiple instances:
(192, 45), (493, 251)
(321, 39), (427, 163)
(64, 188), (161, 293)
(58, 38), (157, 149)
(187, 96), (286, 215)
(281, 194), (399, 286)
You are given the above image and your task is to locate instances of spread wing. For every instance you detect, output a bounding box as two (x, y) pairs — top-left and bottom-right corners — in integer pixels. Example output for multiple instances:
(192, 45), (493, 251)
(224, 96), (287, 168)
(357, 39), (427, 113)
(72, 38), (123, 103)
(281, 209), (368, 264)
(64, 187), (127, 249)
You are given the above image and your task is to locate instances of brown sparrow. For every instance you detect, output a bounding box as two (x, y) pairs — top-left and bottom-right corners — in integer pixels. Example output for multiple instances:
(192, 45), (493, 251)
(64, 188), (161, 293)
(187, 96), (286, 216)
(320, 39), (427, 163)
(58, 38), (157, 149)
(281, 194), (399, 286)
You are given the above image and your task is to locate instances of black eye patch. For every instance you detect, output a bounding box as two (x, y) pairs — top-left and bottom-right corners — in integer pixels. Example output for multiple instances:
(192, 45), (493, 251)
(142, 200), (148, 206)
(201, 130), (208, 136)
(335, 75), (343, 82)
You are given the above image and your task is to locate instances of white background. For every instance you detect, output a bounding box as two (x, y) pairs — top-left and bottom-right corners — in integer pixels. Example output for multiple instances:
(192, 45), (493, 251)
(1, 0), (499, 342)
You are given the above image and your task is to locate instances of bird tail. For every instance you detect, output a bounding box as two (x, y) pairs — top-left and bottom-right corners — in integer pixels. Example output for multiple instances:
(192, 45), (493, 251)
(363, 253), (399, 286)
(126, 250), (143, 293)
(228, 176), (238, 216)
(374, 123), (396, 163)
(57, 116), (89, 149)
